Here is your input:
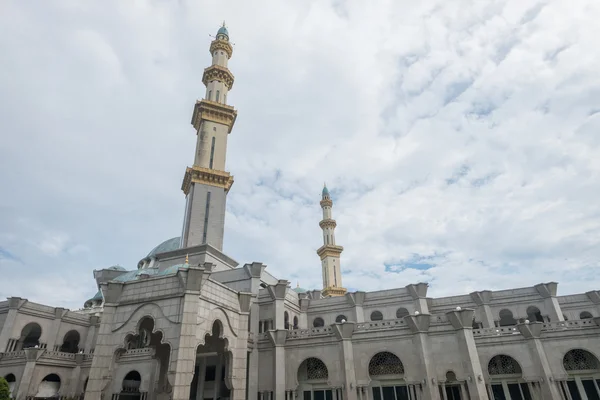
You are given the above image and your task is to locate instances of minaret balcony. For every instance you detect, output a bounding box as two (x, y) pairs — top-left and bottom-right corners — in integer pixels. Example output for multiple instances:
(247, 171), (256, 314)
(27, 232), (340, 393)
(316, 244), (344, 258)
(319, 219), (337, 229)
(202, 64), (235, 90)
(191, 99), (237, 133)
(209, 39), (233, 59)
(182, 166), (234, 195)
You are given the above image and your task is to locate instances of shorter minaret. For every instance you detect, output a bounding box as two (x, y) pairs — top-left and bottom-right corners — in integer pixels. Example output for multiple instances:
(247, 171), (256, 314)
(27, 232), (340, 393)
(317, 184), (347, 297)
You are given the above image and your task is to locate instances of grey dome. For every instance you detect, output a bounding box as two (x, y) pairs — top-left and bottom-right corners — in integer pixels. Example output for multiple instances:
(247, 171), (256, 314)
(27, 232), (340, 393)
(147, 237), (180, 258)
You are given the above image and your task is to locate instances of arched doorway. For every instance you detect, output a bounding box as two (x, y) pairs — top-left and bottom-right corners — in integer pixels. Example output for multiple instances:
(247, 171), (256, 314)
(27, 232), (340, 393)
(297, 357), (333, 400)
(190, 321), (232, 400)
(59, 330), (80, 353)
(4, 374), (16, 397)
(19, 322), (42, 349)
(560, 349), (600, 399)
(487, 355), (533, 399)
(498, 310), (516, 327)
(120, 370), (142, 400)
(368, 351), (413, 400)
(526, 306), (544, 322)
(35, 374), (61, 399)
(439, 371), (465, 400)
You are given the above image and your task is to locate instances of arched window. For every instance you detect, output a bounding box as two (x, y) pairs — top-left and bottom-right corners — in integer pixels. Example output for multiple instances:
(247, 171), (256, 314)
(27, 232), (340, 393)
(293, 316), (299, 329)
(446, 371), (457, 382)
(396, 308), (409, 319)
(580, 311), (593, 320)
(5, 374), (16, 397)
(368, 352), (404, 377)
(298, 358), (328, 381)
(563, 349), (600, 372)
(122, 370), (142, 394)
(472, 317), (482, 329)
(284, 311), (290, 330)
(36, 374), (61, 398)
(335, 315), (347, 323)
(498, 309), (516, 327)
(60, 330), (80, 353)
(216, 90), (220, 102)
(20, 322), (42, 349)
(526, 306), (544, 322)
(209, 137), (216, 169)
(313, 317), (324, 328)
(488, 355), (522, 376)
(208, 90), (212, 100)
(370, 311), (383, 321)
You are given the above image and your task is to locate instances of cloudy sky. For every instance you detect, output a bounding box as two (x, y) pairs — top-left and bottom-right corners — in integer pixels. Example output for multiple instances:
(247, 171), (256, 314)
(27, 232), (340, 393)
(1, 0), (599, 310)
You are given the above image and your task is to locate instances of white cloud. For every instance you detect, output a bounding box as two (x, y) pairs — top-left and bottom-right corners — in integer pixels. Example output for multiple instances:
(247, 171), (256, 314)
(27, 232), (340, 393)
(1, 0), (600, 309)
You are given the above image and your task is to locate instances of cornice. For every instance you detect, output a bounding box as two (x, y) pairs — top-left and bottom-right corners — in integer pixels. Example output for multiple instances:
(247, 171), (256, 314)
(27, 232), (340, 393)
(319, 219), (337, 229)
(191, 99), (237, 133)
(320, 198), (332, 207)
(322, 286), (347, 297)
(316, 244), (344, 259)
(181, 166), (234, 195)
(209, 39), (233, 59)
(202, 64), (235, 90)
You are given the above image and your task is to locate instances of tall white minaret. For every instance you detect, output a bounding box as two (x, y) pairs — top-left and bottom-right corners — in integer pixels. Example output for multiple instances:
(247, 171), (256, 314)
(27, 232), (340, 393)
(317, 184), (347, 297)
(180, 22), (237, 251)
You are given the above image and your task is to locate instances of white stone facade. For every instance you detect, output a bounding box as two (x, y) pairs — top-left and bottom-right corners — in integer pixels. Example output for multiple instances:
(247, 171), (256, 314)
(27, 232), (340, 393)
(2, 24), (600, 400)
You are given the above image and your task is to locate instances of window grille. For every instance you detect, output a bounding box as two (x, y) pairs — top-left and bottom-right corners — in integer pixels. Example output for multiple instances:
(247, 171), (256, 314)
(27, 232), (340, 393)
(306, 358), (328, 380)
(563, 349), (600, 371)
(369, 352), (405, 376)
(488, 355), (522, 375)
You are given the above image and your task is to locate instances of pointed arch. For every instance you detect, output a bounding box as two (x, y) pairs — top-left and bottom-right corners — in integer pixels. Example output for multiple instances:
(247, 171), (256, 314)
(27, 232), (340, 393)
(368, 351), (405, 377)
(488, 354), (522, 376)
(563, 349), (600, 373)
(298, 357), (329, 382)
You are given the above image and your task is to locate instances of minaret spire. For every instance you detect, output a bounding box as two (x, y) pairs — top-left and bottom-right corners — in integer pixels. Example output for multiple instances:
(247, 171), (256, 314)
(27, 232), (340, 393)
(180, 23), (238, 251)
(317, 184), (347, 297)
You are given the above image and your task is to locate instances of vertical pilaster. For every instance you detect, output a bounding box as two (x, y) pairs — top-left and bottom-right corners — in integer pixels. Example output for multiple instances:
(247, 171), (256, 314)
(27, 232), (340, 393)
(446, 309), (489, 399)
(245, 263), (265, 400)
(268, 280), (289, 330)
(405, 314), (439, 400)
(196, 357), (207, 400)
(406, 283), (429, 314)
(586, 291), (600, 316)
(346, 292), (365, 323)
(47, 307), (66, 350)
(516, 322), (562, 399)
(333, 322), (357, 400)
(0, 297), (20, 352)
(470, 291), (495, 328)
(82, 315), (100, 353)
(268, 330), (287, 400)
(534, 283), (564, 322)
(214, 354), (224, 400)
(15, 347), (43, 400)
(85, 282), (123, 400)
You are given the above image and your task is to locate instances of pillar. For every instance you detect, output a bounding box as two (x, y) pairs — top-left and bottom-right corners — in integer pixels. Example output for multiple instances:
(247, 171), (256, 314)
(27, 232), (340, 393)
(445, 309), (489, 399)
(516, 322), (562, 399)
(405, 314), (439, 400)
(534, 283), (564, 322)
(406, 283), (429, 314)
(245, 262), (266, 400)
(267, 280), (289, 330)
(346, 292), (365, 322)
(268, 330), (287, 400)
(47, 307), (66, 351)
(469, 291), (495, 328)
(333, 322), (357, 400)
(214, 354), (224, 400)
(84, 282), (123, 400)
(0, 297), (21, 352)
(15, 347), (43, 400)
(197, 357), (207, 400)
(82, 315), (100, 353)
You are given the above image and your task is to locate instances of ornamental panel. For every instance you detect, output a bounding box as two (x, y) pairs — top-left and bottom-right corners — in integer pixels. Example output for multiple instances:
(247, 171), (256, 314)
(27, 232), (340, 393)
(563, 349), (600, 372)
(488, 355), (522, 375)
(368, 351), (405, 376)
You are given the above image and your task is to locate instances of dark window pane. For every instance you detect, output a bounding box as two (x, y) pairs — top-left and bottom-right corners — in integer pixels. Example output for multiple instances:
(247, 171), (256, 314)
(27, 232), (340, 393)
(567, 381), (582, 400)
(582, 380), (600, 400)
(507, 384), (522, 400)
(205, 366), (216, 381)
(372, 387), (381, 400)
(491, 384), (506, 400)
(446, 386), (462, 400)
(325, 390), (333, 400)
(314, 390), (325, 400)
(304, 391), (311, 400)
(382, 386), (395, 400)
(519, 383), (532, 400)
(395, 385), (409, 400)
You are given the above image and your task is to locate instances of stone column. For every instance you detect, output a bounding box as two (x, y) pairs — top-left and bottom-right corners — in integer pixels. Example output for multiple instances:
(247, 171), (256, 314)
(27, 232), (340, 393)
(445, 309), (489, 399)
(586, 291), (600, 316)
(48, 307), (67, 351)
(299, 295), (310, 327)
(214, 354), (224, 400)
(196, 357), (207, 400)
(0, 297), (21, 352)
(405, 314), (439, 400)
(346, 292), (365, 322)
(15, 347), (44, 400)
(228, 293), (252, 400)
(84, 282), (123, 400)
(406, 283), (429, 314)
(534, 283), (564, 322)
(68, 353), (86, 396)
(268, 280), (289, 330)
(516, 322), (562, 400)
(82, 315), (100, 353)
(268, 330), (287, 400)
(245, 263), (266, 400)
(333, 322), (357, 400)
(469, 291), (495, 328)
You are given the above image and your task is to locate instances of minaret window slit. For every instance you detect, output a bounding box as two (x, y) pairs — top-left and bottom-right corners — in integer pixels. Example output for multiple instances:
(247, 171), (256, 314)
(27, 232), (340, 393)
(209, 137), (216, 169)
(208, 90), (212, 101)
(202, 192), (211, 244)
(216, 90), (220, 102)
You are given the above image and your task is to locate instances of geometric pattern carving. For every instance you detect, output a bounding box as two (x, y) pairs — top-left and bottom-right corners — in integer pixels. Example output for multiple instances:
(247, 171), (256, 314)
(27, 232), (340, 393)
(369, 352), (405, 376)
(298, 357), (329, 382)
(209, 39), (233, 59)
(202, 65), (235, 90)
(182, 165), (234, 195)
(563, 349), (600, 372)
(488, 355), (522, 375)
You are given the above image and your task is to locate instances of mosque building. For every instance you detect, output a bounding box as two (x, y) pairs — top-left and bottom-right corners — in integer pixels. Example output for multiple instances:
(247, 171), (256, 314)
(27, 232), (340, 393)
(1, 24), (600, 400)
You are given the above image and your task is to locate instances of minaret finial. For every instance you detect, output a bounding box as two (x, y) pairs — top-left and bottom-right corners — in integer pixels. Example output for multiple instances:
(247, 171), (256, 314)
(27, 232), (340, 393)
(222, 20), (226, 27)
(297, 281), (299, 288)
(185, 254), (189, 264)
